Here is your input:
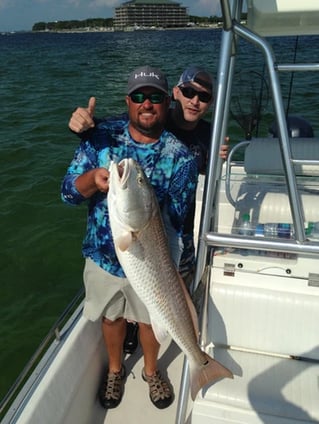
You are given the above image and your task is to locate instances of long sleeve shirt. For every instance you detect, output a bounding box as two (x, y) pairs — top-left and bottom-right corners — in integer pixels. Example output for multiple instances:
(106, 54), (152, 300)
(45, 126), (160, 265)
(61, 116), (198, 278)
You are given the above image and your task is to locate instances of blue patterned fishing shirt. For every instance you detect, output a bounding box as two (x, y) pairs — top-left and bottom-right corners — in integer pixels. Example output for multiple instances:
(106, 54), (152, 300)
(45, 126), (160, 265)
(61, 115), (198, 278)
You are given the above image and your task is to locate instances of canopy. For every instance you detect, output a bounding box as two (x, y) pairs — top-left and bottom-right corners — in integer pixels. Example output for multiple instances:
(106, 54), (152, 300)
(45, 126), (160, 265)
(246, 0), (319, 36)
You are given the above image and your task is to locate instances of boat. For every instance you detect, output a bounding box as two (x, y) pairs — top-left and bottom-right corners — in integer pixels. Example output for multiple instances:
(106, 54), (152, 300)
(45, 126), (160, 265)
(1, 0), (319, 422)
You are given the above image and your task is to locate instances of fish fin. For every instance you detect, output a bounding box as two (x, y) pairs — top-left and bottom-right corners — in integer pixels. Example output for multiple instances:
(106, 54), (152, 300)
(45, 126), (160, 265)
(178, 273), (200, 339)
(151, 319), (168, 344)
(115, 232), (133, 251)
(189, 352), (233, 401)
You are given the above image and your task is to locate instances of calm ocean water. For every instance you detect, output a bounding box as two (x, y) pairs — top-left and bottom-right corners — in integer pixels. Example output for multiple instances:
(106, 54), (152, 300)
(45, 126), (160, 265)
(0, 29), (318, 400)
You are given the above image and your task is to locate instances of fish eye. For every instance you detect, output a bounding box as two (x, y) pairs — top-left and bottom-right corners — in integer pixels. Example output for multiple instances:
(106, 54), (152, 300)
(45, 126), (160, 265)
(137, 175), (144, 185)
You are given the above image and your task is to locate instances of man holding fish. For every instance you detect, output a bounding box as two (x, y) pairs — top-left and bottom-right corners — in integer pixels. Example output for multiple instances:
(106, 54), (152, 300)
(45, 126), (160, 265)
(69, 65), (228, 291)
(62, 65), (232, 411)
(69, 66), (228, 355)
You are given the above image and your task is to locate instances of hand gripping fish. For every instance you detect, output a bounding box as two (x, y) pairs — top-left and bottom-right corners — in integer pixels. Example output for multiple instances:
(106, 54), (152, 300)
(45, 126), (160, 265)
(108, 158), (233, 400)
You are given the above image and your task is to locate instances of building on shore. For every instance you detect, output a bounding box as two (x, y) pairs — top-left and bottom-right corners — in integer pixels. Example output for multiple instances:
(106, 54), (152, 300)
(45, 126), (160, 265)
(114, 0), (188, 30)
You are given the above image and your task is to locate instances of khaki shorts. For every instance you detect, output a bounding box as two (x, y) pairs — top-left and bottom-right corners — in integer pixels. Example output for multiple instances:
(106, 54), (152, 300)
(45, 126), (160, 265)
(83, 258), (151, 324)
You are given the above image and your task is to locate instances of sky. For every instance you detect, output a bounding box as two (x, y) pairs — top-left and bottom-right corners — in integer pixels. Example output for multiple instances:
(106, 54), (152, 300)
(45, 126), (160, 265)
(0, 0), (222, 32)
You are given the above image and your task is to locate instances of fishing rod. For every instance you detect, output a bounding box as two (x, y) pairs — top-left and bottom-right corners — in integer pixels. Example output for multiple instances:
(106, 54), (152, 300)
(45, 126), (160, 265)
(230, 69), (269, 140)
(286, 35), (299, 118)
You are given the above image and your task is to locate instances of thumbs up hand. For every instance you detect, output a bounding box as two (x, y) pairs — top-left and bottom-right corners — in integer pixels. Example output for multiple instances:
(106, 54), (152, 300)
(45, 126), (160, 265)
(69, 96), (96, 133)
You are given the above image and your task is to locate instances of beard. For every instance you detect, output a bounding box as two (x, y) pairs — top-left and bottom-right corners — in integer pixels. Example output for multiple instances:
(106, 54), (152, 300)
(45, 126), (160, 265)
(136, 120), (163, 136)
(131, 115), (165, 138)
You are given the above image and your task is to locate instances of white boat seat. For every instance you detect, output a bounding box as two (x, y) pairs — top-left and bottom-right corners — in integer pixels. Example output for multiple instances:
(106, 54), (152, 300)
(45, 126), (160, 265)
(244, 137), (319, 176)
(232, 137), (319, 226)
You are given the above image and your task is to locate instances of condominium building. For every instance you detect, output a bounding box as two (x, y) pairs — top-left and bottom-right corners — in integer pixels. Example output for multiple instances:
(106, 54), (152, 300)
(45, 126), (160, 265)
(114, 0), (189, 30)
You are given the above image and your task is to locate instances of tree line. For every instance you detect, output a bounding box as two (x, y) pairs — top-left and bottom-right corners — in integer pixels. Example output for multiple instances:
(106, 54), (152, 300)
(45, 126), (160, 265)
(32, 18), (114, 32)
(32, 15), (232, 32)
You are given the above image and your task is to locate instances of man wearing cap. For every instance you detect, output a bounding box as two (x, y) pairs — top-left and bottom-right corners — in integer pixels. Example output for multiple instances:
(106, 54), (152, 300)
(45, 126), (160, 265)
(68, 65), (228, 353)
(166, 66), (227, 288)
(61, 65), (197, 410)
(69, 66), (227, 286)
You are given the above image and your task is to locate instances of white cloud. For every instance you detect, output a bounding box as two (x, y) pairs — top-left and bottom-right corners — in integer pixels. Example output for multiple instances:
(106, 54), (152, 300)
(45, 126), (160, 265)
(66, 0), (120, 7)
(89, 0), (121, 6)
(66, 0), (84, 6)
(198, 0), (221, 15)
(0, 0), (11, 9)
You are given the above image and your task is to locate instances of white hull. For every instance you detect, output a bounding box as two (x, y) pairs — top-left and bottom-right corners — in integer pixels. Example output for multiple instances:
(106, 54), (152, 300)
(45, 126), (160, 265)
(3, 305), (193, 424)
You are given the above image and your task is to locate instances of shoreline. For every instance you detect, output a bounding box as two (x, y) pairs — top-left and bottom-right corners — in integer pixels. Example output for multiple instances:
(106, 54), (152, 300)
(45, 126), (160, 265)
(4, 25), (222, 35)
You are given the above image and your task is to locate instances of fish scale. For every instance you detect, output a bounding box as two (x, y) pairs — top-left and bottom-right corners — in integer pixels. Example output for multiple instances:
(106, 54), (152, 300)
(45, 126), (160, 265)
(108, 158), (233, 400)
(123, 212), (201, 357)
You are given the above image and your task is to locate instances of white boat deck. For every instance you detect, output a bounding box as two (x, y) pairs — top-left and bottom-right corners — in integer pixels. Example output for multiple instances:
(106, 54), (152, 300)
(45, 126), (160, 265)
(97, 339), (193, 424)
(3, 308), (194, 424)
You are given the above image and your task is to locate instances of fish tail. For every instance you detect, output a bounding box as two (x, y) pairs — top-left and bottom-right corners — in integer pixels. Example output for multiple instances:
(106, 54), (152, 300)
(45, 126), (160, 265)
(189, 353), (233, 401)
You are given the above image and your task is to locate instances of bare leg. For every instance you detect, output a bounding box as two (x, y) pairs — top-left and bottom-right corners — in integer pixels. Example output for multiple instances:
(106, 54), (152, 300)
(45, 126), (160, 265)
(138, 322), (160, 376)
(102, 317), (126, 373)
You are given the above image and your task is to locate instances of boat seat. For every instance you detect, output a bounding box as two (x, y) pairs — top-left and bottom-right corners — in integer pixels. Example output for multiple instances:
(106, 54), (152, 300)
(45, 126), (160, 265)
(244, 137), (319, 176)
(232, 137), (319, 226)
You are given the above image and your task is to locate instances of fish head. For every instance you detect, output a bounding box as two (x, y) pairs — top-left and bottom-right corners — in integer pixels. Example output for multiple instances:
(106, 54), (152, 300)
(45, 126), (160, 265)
(108, 158), (156, 234)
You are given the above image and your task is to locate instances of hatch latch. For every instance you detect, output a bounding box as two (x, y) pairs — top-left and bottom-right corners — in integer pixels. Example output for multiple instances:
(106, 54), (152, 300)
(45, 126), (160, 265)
(308, 273), (319, 287)
(224, 263), (236, 277)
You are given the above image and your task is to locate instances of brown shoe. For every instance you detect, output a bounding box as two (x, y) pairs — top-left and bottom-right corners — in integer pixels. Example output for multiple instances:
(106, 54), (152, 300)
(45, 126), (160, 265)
(99, 366), (126, 409)
(142, 368), (174, 409)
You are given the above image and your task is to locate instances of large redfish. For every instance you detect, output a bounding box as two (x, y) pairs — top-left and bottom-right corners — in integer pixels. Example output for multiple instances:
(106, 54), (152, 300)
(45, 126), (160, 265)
(108, 158), (233, 400)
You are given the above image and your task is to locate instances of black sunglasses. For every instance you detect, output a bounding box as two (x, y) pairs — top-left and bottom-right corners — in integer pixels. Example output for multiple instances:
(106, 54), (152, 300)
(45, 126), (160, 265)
(179, 86), (212, 103)
(130, 92), (166, 104)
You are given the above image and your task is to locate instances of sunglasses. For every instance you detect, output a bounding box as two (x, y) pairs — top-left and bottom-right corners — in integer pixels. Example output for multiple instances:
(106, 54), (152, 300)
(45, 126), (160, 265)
(179, 86), (212, 103)
(130, 92), (166, 104)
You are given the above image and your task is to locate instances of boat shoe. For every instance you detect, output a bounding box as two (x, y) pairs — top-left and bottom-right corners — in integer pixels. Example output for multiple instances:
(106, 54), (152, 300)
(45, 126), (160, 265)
(142, 368), (174, 409)
(99, 366), (126, 409)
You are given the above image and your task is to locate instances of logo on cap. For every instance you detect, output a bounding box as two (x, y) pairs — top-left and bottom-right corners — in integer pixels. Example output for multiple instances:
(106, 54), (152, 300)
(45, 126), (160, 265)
(134, 71), (161, 81)
(127, 65), (168, 95)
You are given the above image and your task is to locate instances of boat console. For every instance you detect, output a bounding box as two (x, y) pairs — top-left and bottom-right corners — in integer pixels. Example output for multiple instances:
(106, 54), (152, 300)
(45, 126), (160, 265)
(191, 136), (319, 423)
